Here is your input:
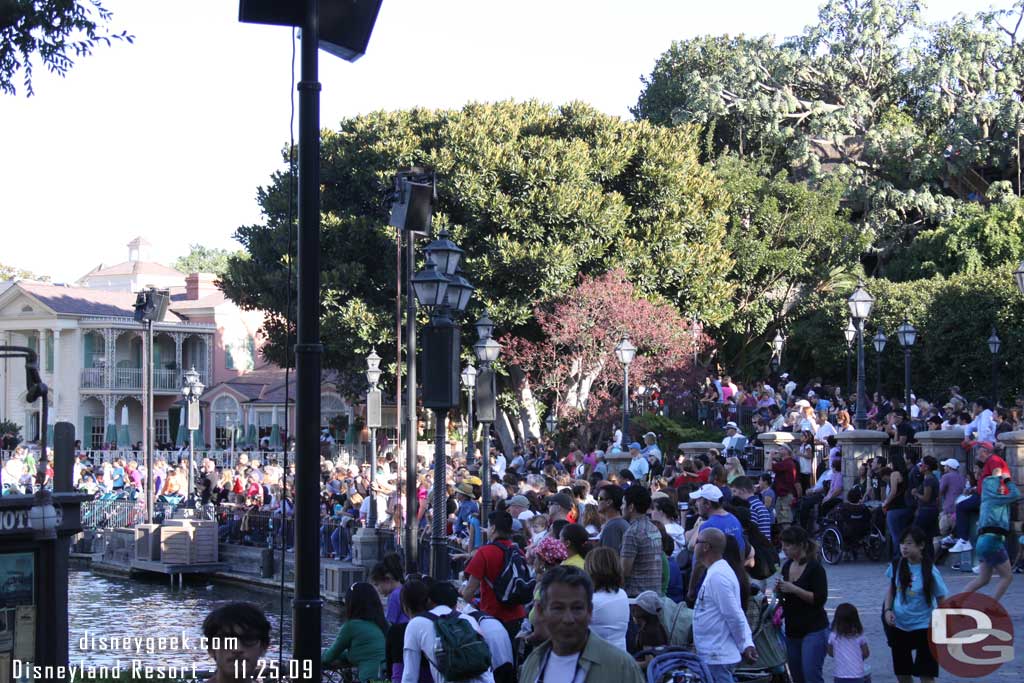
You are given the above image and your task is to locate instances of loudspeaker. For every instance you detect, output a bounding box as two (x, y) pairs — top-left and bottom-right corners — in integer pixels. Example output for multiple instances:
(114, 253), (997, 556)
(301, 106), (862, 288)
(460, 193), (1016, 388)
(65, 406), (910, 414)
(420, 322), (460, 409)
(239, 0), (383, 62)
(133, 289), (170, 323)
(475, 368), (497, 423)
(366, 389), (382, 429)
(389, 177), (434, 234)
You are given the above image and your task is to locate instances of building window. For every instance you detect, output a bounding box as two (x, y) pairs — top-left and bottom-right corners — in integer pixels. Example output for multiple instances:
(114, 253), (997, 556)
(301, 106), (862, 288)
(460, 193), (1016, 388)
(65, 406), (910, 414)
(225, 335), (255, 372)
(212, 395), (241, 448)
(155, 417), (169, 445)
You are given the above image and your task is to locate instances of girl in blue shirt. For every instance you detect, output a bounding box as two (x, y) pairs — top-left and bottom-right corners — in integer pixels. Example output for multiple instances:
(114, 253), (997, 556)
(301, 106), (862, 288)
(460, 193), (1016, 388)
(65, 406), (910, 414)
(884, 526), (948, 682)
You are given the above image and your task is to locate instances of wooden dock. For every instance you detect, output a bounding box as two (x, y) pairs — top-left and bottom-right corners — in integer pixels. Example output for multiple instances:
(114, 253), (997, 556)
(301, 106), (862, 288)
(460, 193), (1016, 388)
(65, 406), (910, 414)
(131, 559), (228, 588)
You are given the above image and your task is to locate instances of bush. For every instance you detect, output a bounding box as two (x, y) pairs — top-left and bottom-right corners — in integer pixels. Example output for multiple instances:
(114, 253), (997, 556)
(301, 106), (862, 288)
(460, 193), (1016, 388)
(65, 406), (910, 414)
(631, 413), (722, 447)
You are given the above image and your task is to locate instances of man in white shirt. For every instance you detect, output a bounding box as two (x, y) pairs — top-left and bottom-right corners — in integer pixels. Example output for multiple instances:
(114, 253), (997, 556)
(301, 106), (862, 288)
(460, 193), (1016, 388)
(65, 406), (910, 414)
(627, 443), (649, 481)
(401, 586), (495, 683)
(493, 448), (507, 479)
(963, 398), (996, 444)
(692, 528), (757, 683)
(720, 423), (747, 454)
(814, 411), (837, 445)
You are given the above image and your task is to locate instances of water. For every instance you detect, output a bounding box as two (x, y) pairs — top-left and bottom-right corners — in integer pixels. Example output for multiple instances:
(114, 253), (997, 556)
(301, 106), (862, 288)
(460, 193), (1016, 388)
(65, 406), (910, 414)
(67, 569), (343, 668)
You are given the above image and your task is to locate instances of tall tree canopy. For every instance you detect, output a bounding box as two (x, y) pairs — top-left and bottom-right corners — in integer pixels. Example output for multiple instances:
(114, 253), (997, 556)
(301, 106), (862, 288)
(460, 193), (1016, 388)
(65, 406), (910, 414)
(173, 243), (240, 277)
(634, 0), (1024, 274)
(220, 100), (734, 396)
(0, 0), (132, 96)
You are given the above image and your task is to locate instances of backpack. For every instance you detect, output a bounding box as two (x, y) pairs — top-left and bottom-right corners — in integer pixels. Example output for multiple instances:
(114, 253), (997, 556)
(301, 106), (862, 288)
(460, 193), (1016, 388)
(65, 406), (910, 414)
(484, 541), (535, 605)
(746, 524), (779, 580)
(423, 611), (491, 681)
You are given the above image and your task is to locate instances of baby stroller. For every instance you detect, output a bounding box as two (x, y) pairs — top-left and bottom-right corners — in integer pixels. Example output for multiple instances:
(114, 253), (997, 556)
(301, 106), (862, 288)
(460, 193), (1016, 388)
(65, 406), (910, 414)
(735, 590), (790, 682)
(642, 647), (712, 683)
(817, 503), (884, 565)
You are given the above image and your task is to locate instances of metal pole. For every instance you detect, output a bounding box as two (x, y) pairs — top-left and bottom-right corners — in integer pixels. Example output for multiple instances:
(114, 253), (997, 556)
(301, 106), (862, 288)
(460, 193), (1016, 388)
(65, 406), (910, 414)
(480, 421), (491, 525)
(368, 427), (377, 527)
(145, 319), (154, 523)
(993, 353), (999, 403)
(855, 320), (867, 429)
(404, 232), (419, 571)
(875, 349), (882, 395)
(430, 407), (449, 580)
(466, 386), (475, 467)
(845, 346), (851, 397)
(294, 0), (323, 675)
(622, 364), (630, 440)
(395, 228), (403, 534)
(904, 348), (911, 413)
(188, 418), (194, 508)
(38, 393), (48, 488)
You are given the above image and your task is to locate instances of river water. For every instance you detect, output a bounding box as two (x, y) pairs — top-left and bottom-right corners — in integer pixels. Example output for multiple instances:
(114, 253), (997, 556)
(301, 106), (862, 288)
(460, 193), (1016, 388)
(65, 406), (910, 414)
(67, 569), (344, 669)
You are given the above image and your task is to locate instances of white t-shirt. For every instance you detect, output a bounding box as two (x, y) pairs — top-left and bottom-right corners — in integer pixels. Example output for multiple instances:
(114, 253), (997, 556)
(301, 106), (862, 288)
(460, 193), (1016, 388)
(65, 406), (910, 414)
(664, 522), (687, 557)
(471, 613), (513, 671)
(589, 588), (629, 651)
(541, 651), (585, 683)
(815, 421), (837, 443)
(402, 607), (495, 683)
(493, 454), (507, 478)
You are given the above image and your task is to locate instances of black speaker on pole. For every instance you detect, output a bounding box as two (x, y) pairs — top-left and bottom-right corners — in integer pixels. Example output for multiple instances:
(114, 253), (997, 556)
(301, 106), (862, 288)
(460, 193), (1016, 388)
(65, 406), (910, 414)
(239, 0), (383, 62)
(420, 321), (460, 410)
(475, 368), (497, 423)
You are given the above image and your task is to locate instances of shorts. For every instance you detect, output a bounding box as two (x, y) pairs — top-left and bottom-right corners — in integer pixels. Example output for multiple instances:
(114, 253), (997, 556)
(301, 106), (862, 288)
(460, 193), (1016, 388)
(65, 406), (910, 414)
(938, 511), (955, 536)
(976, 533), (1010, 566)
(890, 627), (938, 678)
(775, 494), (795, 524)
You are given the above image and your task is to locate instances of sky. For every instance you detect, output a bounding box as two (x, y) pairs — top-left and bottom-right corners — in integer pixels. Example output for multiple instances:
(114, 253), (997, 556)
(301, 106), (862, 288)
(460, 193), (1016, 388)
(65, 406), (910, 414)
(0, 0), (1000, 282)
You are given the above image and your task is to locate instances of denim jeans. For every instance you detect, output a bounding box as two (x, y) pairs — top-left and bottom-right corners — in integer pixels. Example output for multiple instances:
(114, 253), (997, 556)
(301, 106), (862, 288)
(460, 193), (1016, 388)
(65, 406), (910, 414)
(955, 493), (980, 541)
(886, 508), (914, 559)
(706, 663), (736, 683)
(786, 626), (828, 683)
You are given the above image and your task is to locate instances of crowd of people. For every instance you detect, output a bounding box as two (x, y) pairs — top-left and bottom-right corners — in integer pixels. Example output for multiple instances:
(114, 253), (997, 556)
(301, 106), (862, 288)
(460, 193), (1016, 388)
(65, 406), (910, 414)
(3, 370), (1023, 683)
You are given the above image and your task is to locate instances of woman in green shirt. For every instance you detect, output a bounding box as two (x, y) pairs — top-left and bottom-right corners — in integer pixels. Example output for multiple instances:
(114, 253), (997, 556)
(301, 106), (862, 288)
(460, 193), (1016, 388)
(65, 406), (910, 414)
(322, 582), (387, 680)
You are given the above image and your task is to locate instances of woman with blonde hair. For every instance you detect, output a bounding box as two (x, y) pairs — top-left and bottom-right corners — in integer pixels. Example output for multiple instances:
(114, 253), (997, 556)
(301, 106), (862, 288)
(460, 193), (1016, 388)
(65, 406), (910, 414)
(724, 456), (745, 484)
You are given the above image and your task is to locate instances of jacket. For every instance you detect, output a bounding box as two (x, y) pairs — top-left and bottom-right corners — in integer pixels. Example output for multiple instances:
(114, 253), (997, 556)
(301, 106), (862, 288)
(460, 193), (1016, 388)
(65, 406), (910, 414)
(978, 475), (1021, 535)
(519, 632), (645, 683)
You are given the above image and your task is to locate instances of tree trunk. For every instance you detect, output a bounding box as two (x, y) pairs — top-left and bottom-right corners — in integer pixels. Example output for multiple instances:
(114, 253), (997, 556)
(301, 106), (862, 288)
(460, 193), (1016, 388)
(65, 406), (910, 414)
(494, 409), (516, 458)
(509, 364), (541, 440)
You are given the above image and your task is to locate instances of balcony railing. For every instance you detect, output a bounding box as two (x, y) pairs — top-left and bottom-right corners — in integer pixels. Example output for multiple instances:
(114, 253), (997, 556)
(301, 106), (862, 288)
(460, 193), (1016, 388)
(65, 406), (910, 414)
(79, 368), (208, 391)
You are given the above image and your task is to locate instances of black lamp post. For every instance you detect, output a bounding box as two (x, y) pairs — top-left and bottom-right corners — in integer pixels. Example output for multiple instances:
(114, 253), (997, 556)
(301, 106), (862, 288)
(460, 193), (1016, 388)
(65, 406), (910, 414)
(615, 334), (637, 440)
(365, 349), (382, 527)
(413, 228), (473, 581)
(844, 320), (856, 394)
(847, 281), (875, 429)
(896, 319), (917, 413)
(545, 412), (557, 435)
(988, 328), (1001, 402)
(872, 329), (886, 396)
(473, 312), (500, 524)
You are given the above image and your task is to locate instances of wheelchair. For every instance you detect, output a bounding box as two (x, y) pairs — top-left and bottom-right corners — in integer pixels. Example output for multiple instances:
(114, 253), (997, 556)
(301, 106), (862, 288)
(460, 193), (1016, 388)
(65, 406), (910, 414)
(816, 504), (885, 565)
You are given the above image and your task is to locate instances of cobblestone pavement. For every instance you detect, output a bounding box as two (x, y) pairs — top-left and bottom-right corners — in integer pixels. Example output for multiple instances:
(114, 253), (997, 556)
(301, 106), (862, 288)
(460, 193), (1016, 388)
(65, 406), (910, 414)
(783, 559), (1024, 683)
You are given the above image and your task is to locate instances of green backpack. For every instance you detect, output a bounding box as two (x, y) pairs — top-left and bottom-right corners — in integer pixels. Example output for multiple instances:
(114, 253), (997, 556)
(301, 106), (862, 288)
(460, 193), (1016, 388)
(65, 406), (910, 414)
(423, 611), (492, 681)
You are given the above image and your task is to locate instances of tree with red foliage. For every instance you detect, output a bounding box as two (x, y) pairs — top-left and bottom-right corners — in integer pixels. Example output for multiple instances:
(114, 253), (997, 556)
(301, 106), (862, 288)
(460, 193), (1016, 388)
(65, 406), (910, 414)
(502, 269), (705, 445)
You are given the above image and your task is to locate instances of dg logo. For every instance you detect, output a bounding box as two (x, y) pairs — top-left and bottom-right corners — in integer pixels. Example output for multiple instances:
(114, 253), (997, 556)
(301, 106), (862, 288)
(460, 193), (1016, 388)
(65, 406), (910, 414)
(930, 592), (1014, 678)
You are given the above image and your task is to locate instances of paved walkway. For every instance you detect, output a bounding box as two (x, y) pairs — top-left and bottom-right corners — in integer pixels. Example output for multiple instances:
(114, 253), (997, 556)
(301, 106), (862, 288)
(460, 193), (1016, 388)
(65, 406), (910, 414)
(794, 559), (1023, 683)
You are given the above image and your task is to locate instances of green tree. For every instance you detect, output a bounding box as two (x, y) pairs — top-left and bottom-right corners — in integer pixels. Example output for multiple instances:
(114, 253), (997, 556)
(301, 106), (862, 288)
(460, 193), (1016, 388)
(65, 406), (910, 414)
(710, 155), (868, 376)
(173, 244), (239, 277)
(220, 101), (734, 397)
(633, 0), (1024, 273)
(0, 261), (48, 281)
(0, 0), (133, 96)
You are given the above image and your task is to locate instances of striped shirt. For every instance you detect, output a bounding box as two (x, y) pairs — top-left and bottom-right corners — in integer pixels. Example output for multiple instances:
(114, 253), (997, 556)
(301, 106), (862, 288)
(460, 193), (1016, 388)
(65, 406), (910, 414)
(620, 515), (663, 596)
(747, 496), (773, 540)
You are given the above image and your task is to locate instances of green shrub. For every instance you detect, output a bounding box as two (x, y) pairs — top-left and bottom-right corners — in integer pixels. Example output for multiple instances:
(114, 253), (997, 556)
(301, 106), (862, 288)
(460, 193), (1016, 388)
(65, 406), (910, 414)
(631, 413), (722, 447)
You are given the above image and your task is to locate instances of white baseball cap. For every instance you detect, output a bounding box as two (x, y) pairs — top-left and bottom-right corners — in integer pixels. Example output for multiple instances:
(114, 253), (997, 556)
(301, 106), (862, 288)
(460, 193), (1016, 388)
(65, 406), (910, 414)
(941, 458), (960, 470)
(689, 484), (723, 502)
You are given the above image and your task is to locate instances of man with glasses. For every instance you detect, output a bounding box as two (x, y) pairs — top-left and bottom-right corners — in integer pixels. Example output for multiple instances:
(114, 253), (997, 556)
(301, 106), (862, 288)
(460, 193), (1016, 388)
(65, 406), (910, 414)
(692, 528), (757, 683)
(596, 484), (628, 553)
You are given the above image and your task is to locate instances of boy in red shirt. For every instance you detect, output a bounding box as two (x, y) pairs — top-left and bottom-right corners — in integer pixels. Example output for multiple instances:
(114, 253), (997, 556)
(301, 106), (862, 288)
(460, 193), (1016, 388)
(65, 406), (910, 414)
(461, 510), (527, 645)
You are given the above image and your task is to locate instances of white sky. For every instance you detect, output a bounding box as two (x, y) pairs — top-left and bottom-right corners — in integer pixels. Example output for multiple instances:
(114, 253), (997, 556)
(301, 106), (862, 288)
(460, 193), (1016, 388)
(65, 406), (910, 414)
(0, 0), (997, 282)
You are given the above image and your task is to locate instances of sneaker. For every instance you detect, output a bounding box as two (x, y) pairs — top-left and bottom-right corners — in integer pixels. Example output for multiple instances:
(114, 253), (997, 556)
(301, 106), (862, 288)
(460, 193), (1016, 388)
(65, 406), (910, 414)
(940, 535), (955, 546)
(1013, 565), (1023, 574)
(972, 565), (981, 574)
(949, 539), (973, 553)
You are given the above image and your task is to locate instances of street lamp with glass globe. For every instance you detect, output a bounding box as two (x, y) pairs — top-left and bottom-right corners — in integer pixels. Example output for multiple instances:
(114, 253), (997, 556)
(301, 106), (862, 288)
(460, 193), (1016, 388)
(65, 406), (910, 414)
(365, 348), (383, 527)
(615, 334), (637, 440)
(770, 331), (784, 374)
(472, 312), (500, 524)
(844, 320), (856, 394)
(461, 363), (477, 468)
(181, 366), (205, 510)
(847, 282), (875, 429)
(872, 330), (887, 394)
(988, 328), (1002, 402)
(545, 411), (557, 435)
(895, 319), (917, 413)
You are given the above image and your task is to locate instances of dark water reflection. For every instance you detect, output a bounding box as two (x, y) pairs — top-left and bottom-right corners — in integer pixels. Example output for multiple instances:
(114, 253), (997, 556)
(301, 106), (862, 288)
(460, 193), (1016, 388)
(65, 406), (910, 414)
(68, 569), (343, 668)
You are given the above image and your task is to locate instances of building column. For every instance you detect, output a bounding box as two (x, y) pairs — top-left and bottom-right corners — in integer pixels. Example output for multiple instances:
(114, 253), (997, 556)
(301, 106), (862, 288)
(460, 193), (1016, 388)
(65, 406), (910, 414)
(206, 334), (214, 386)
(104, 329), (116, 387)
(173, 332), (183, 373)
(51, 328), (61, 421)
(0, 331), (8, 423)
